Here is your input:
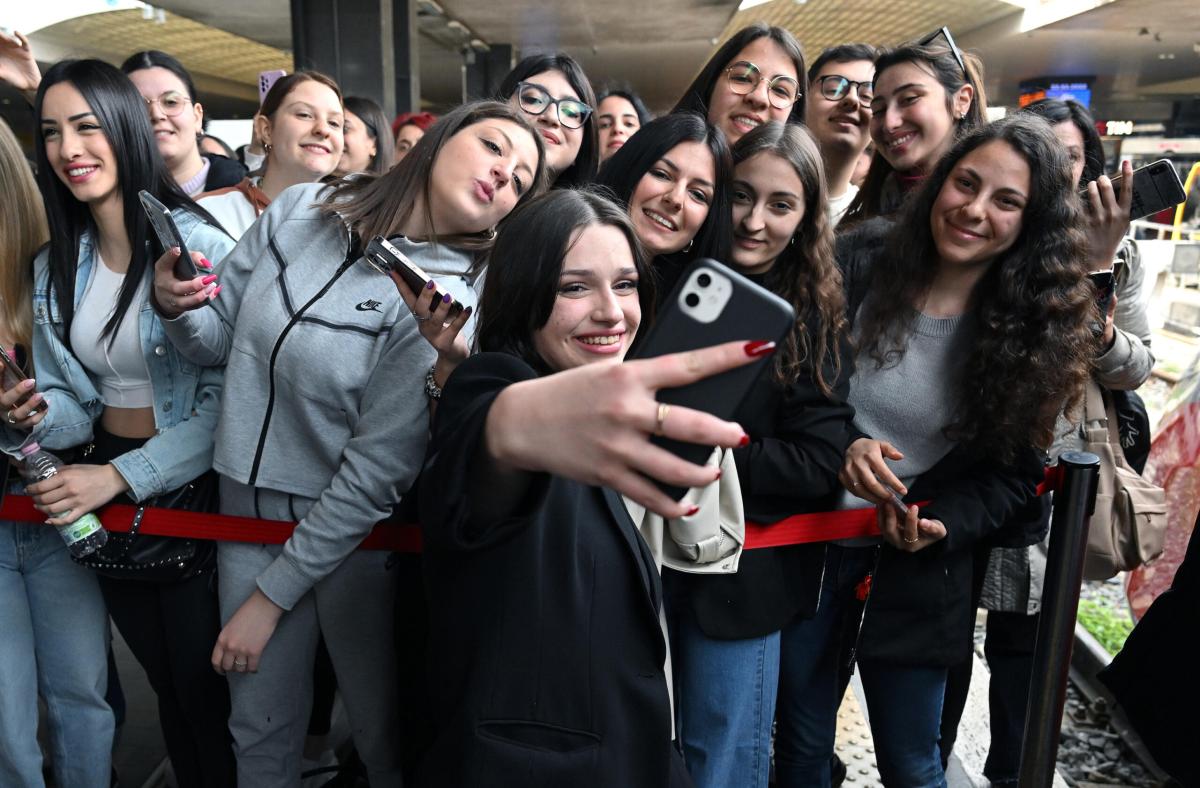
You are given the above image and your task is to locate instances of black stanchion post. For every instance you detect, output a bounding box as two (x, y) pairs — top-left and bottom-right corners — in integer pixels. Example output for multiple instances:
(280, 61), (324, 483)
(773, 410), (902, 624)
(1019, 451), (1100, 787)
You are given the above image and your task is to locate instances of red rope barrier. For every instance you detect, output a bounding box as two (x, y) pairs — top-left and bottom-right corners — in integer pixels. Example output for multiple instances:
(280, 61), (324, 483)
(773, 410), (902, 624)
(0, 466), (1058, 553)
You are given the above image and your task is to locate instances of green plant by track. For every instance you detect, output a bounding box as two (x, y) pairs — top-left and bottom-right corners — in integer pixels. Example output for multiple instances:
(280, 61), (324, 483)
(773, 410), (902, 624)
(1077, 598), (1134, 655)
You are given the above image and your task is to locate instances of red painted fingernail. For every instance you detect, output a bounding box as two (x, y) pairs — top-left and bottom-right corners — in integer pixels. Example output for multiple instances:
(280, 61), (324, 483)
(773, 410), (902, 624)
(685, 505), (700, 517)
(199, 257), (212, 267)
(744, 340), (776, 357)
(738, 433), (750, 447)
(201, 275), (218, 285)
(425, 280), (436, 290)
(211, 285), (223, 297)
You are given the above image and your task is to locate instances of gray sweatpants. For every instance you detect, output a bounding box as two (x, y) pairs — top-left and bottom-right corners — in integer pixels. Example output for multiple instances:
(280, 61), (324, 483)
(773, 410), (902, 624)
(217, 481), (402, 787)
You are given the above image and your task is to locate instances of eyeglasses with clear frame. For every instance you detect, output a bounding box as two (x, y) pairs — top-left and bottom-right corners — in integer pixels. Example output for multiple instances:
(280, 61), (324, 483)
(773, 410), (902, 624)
(816, 75), (874, 106)
(515, 82), (592, 129)
(143, 91), (193, 118)
(723, 61), (802, 110)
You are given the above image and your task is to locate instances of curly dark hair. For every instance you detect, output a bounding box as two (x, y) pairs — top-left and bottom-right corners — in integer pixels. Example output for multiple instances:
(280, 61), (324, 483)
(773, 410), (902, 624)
(730, 122), (846, 396)
(855, 114), (1095, 460)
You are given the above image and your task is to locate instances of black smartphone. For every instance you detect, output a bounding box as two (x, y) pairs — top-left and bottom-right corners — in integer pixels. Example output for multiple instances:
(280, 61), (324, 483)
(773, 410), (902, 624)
(1081, 159), (1187, 220)
(631, 260), (795, 499)
(1088, 268), (1116, 314)
(364, 236), (462, 314)
(138, 190), (199, 280)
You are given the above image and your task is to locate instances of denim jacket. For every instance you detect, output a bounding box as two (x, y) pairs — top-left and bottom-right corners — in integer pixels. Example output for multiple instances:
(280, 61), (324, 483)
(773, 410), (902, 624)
(1, 210), (234, 501)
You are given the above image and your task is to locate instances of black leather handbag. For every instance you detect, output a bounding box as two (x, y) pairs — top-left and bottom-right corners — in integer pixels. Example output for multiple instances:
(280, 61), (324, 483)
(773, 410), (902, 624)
(74, 471), (218, 582)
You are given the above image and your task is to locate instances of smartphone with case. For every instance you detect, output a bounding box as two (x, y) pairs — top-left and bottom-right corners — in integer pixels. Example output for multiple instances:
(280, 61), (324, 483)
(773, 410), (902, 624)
(632, 259), (795, 499)
(1081, 159), (1186, 220)
(139, 190), (199, 280)
(258, 70), (287, 105)
(0, 342), (40, 414)
(364, 236), (463, 314)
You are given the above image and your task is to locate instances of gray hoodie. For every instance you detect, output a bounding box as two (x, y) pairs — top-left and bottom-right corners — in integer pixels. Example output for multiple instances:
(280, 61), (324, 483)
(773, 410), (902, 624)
(162, 182), (476, 609)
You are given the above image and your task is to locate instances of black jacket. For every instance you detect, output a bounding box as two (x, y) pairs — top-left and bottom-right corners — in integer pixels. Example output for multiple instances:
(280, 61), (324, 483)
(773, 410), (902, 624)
(836, 218), (1048, 666)
(202, 153), (247, 192)
(418, 353), (682, 788)
(669, 312), (854, 640)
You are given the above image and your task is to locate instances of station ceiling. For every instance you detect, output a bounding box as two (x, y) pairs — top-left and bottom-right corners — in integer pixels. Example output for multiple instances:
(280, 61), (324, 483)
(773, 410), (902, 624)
(19, 0), (1200, 120)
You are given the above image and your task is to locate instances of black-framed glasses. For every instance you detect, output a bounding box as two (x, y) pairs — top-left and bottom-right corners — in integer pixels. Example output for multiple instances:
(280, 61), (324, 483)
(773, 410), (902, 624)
(724, 61), (801, 110)
(917, 26), (967, 79)
(817, 75), (873, 106)
(143, 90), (193, 118)
(515, 82), (592, 129)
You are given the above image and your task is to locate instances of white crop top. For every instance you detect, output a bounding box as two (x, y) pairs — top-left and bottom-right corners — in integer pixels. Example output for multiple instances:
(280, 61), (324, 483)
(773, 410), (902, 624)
(69, 254), (155, 408)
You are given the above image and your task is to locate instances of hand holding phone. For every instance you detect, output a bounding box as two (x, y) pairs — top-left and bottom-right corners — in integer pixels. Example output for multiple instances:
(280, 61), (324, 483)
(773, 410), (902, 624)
(363, 236), (472, 363)
(1081, 159), (1186, 221)
(632, 260), (795, 499)
(139, 191), (201, 281)
(0, 343), (44, 427)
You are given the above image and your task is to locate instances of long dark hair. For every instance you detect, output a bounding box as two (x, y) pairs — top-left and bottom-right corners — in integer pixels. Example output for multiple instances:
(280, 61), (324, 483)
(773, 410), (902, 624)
(672, 23), (807, 125)
(496, 53), (599, 188)
(34, 59), (218, 346)
(843, 43), (987, 225)
(321, 101), (547, 252)
(731, 122), (845, 395)
(855, 114), (1094, 460)
(477, 188), (653, 375)
(1019, 98), (1105, 186)
(344, 95), (395, 175)
(594, 112), (733, 269)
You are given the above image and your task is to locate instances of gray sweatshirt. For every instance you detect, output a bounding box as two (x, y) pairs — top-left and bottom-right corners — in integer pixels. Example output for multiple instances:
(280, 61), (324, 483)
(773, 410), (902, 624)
(162, 182), (476, 609)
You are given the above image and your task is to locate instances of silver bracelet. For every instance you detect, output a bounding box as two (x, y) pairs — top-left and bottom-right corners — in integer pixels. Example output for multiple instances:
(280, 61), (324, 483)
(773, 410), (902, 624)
(424, 365), (443, 400)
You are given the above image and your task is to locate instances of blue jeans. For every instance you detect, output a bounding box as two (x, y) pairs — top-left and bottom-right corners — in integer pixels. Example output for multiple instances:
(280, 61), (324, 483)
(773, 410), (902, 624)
(859, 660), (949, 788)
(775, 544), (877, 788)
(0, 518), (114, 787)
(671, 604), (780, 788)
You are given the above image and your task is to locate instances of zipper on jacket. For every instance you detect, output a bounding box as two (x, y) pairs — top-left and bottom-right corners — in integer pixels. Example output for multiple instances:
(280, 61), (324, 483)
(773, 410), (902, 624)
(247, 231), (359, 485)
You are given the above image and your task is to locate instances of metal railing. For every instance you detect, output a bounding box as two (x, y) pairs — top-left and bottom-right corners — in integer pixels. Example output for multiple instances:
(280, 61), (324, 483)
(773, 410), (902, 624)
(1019, 451), (1101, 787)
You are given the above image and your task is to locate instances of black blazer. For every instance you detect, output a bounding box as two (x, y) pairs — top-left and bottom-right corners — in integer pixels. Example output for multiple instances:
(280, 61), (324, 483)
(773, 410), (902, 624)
(668, 321), (854, 640)
(418, 353), (681, 788)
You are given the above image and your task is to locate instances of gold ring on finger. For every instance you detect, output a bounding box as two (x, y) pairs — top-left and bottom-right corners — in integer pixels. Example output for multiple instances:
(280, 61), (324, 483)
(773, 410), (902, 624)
(903, 534), (919, 544)
(6, 409), (15, 425)
(654, 402), (670, 437)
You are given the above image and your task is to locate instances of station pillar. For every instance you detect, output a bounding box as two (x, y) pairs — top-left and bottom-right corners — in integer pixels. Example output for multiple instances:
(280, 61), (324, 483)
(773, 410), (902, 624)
(290, 0), (420, 118)
(462, 44), (514, 102)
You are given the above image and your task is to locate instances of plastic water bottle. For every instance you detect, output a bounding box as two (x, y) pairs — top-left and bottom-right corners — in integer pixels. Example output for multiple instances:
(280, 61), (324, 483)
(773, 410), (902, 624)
(19, 442), (108, 557)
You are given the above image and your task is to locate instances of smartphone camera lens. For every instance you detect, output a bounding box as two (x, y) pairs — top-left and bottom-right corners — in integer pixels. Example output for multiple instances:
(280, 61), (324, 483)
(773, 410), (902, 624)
(685, 292), (700, 308)
(696, 273), (712, 288)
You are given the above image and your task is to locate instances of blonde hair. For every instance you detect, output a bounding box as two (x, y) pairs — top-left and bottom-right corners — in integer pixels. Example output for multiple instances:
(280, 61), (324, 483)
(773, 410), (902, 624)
(0, 119), (43, 354)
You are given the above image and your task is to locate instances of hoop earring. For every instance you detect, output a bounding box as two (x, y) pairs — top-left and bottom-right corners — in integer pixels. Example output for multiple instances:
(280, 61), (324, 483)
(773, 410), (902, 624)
(264, 143), (274, 153)
(683, 238), (694, 254)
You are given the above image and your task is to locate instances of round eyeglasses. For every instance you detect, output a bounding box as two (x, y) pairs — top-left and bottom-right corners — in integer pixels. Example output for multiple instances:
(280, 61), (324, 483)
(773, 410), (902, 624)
(724, 61), (801, 110)
(515, 82), (592, 130)
(143, 91), (193, 118)
(817, 75), (873, 106)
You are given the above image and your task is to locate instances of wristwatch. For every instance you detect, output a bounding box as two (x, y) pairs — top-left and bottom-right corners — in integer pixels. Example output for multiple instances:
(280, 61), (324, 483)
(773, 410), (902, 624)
(424, 365), (442, 400)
